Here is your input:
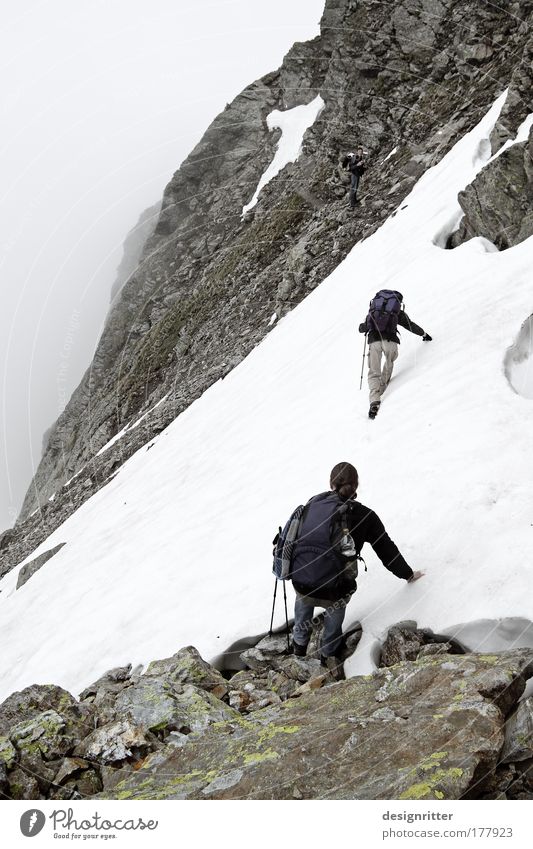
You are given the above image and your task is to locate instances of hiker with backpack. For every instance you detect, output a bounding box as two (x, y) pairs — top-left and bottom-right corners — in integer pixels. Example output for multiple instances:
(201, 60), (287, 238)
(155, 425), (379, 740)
(342, 147), (365, 208)
(274, 462), (423, 678)
(359, 289), (432, 419)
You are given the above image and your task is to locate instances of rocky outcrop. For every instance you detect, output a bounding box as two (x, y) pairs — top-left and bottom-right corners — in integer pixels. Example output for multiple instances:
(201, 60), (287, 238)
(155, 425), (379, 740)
(106, 649), (533, 801)
(379, 620), (465, 665)
(0, 626), (531, 801)
(4, 0), (532, 578)
(16, 543), (66, 589)
(450, 126), (533, 250)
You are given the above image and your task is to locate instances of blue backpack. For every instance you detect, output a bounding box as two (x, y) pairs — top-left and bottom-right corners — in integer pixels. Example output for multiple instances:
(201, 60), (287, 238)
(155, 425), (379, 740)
(366, 289), (403, 335)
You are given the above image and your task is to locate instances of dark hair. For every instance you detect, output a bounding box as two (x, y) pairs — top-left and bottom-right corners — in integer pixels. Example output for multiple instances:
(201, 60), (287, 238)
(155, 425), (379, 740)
(330, 462), (358, 499)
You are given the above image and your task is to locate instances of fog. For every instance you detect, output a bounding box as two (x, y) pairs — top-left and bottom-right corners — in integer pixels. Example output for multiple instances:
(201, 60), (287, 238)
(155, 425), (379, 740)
(0, 0), (324, 531)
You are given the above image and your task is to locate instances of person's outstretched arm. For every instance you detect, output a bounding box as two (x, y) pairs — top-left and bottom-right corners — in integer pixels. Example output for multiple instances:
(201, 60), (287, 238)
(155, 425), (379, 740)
(365, 511), (414, 580)
(398, 310), (428, 338)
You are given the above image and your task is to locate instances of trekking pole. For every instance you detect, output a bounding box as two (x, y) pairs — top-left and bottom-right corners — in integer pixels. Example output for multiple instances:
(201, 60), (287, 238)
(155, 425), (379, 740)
(359, 333), (367, 390)
(282, 579), (290, 651)
(268, 579), (278, 637)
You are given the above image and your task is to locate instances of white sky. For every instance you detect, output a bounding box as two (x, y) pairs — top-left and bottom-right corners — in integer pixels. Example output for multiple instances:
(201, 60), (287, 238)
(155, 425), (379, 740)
(0, 0), (325, 531)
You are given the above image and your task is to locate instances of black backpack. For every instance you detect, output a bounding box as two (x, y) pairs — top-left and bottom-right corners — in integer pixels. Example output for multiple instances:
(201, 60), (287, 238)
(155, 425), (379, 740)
(349, 155), (364, 174)
(366, 289), (403, 335)
(290, 493), (361, 601)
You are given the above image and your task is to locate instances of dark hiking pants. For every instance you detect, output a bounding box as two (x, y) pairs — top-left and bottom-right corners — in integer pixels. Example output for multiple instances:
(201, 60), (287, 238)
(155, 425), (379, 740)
(293, 595), (347, 656)
(350, 173), (360, 207)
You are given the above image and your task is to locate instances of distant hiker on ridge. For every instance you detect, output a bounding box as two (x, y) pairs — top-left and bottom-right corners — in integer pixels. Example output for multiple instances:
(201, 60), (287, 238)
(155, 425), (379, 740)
(289, 462), (423, 678)
(359, 289), (432, 419)
(342, 146), (365, 209)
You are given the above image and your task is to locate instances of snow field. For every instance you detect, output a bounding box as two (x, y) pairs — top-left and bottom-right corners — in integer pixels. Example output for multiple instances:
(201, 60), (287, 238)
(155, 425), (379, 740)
(241, 94), (324, 215)
(0, 89), (532, 699)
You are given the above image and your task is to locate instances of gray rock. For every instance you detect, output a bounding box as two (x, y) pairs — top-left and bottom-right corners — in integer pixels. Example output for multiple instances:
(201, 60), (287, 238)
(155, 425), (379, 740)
(75, 719), (155, 764)
(143, 646), (228, 698)
(418, 643), (454, 658)
(0, 736), (17, 770)
(115, 678), (239, 736)
(79, 664), (133, 701)
(380, 623), (425, 666)
(16, 543), (66, 589)
(501, 696), (533, 763)
(0, 684), (83, 736)
(7, 765), (40, 799)
(53, 756), (90, 785)
(454, 128), (533, 250)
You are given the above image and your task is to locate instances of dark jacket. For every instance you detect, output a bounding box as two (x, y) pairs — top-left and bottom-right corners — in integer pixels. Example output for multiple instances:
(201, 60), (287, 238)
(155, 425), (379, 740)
(342, 153), (365, 177)
(360, 309), (425, 345)
(292, 492), (413, 602)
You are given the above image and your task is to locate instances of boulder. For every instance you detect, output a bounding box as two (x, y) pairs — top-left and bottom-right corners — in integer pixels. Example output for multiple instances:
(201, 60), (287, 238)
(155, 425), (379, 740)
(7, 766), (40, 799)
(240, 633), (291, 671)
(0, 684), (84, 736)
(75, 719), (156, 764)
(115, 678), (239, 736)
(79, 664), (133, 701)
(453, 128), (533, 250)
(10, 710), (74, 762)
(143, 646), (228, 699)
(379, 621), (425, 666)
(50, 758), (102, 799)
(501, 696), (533, 763)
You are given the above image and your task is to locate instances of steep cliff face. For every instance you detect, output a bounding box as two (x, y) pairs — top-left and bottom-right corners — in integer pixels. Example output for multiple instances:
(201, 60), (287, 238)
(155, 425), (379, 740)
(110, 201), (162, 302)
(4, 0), (532, 572)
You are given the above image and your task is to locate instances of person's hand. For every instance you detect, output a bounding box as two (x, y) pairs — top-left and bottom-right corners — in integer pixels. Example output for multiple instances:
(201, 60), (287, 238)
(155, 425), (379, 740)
(408, 570), (424, 582)
(358, 322), (367, 334)
(422, 333), (432, 341)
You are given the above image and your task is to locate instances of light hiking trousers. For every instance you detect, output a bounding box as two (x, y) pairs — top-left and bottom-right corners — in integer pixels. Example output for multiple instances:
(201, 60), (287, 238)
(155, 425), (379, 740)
(368, 340), (398, 404)
(293, 595), (346, 657)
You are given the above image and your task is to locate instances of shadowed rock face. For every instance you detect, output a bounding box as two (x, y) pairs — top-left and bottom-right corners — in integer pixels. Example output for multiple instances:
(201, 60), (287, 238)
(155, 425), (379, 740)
(3, 0), (533, 575)
(450, 126), (533, 250)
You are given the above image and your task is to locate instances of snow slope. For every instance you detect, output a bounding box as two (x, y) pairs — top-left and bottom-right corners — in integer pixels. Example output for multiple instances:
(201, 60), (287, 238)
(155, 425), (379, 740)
(1, 90), (532, 700)
(242, 95), (324, 215)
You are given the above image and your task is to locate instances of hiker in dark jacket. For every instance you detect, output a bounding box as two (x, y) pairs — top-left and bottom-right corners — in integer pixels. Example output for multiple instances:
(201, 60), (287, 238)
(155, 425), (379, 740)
(292, 462), (423, 675)
(359, 290), (432, 418)
(342, 146), (365, 208)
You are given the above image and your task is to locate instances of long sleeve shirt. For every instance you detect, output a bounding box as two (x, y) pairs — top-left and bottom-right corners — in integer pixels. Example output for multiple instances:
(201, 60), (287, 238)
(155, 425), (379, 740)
(364, 309), (425, 345)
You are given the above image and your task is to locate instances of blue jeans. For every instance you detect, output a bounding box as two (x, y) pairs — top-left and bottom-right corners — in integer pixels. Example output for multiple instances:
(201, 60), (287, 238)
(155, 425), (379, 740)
(293, 596), (347, 657)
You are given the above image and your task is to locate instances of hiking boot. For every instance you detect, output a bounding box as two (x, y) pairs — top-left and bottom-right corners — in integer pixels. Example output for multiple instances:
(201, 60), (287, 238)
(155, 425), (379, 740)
(320, 654), (346, 681)
(368, 402), (380, 419)
(292, 641), (308, 657)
